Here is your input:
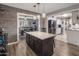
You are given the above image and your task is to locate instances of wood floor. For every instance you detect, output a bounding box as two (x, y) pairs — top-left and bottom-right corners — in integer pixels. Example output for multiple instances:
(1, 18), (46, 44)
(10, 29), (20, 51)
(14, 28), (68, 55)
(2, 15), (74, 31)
(7, 37), (79, 56)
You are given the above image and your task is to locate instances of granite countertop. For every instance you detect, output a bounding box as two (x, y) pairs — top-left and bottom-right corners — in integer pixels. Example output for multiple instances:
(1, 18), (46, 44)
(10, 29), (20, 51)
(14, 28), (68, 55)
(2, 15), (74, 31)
(26, 31), (55, 40)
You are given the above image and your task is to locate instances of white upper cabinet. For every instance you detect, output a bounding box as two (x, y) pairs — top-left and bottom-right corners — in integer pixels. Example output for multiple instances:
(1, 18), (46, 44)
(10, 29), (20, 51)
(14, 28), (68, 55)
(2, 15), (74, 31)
(72, 11), (79, 24)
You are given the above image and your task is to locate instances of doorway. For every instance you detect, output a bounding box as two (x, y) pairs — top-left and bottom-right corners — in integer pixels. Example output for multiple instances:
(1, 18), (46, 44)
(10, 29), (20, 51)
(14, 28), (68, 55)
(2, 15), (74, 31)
(17, 13), (41, 41)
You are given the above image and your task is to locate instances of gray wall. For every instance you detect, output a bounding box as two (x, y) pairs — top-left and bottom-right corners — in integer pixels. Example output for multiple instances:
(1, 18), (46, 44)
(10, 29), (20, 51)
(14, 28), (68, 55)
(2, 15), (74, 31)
(0, 4), (39, 43)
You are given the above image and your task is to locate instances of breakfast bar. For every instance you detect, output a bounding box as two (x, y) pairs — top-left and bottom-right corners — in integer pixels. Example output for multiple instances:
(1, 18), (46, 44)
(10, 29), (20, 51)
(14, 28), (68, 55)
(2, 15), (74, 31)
(26, 31), (55, 56)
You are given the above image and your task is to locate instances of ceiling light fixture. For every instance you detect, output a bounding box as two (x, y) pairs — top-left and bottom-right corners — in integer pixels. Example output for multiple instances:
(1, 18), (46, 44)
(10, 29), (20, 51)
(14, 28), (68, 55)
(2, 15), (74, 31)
(62, 14), (68, 17)
(33, 5), (37, 20)
(42, 4), (46, 18)
(37, 3), (46, 18)
(42, 13), (46, 18)
(36, 3), (40, 19)
(37, 3), (40, 12)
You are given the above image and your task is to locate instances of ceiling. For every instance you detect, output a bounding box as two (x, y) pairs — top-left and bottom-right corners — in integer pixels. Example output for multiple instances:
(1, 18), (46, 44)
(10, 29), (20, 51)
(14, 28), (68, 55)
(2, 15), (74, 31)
(2, 3), (78, 14)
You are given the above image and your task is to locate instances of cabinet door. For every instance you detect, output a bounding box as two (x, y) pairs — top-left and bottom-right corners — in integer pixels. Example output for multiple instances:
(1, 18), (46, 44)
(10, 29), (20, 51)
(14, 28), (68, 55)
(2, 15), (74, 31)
(72, 11), (79, 24)
(42, 37), (54, 56)
(26, 34), (29, 45)
(29, 36), (34, 50)
(26, 34), (31, 47)
(33, 38), (42, 55)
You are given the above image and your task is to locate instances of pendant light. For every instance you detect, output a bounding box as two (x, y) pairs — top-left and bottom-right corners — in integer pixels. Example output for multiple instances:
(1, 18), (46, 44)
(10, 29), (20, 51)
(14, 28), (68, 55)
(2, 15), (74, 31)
(42, 13), (46, 18)
(33, 5), (37, 20)
(37, 3), (40, 13)
(37, 3), (40, 19)
(42, 4), (46, 18)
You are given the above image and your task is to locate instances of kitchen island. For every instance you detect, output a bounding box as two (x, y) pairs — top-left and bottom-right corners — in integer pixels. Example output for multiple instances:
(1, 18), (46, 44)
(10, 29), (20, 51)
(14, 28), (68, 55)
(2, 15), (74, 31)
(26, 31), (55, 56)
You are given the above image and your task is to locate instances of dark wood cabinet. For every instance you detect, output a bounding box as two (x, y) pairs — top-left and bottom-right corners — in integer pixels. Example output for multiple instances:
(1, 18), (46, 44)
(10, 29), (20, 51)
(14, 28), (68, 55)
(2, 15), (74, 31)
(26, 32), (55, 56)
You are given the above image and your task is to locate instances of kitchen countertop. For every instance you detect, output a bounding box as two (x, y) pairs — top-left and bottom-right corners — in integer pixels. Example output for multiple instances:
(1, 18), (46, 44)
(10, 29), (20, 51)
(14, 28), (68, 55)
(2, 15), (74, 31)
(68, 28), (79, 31)
(26, 31), (55, 40)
